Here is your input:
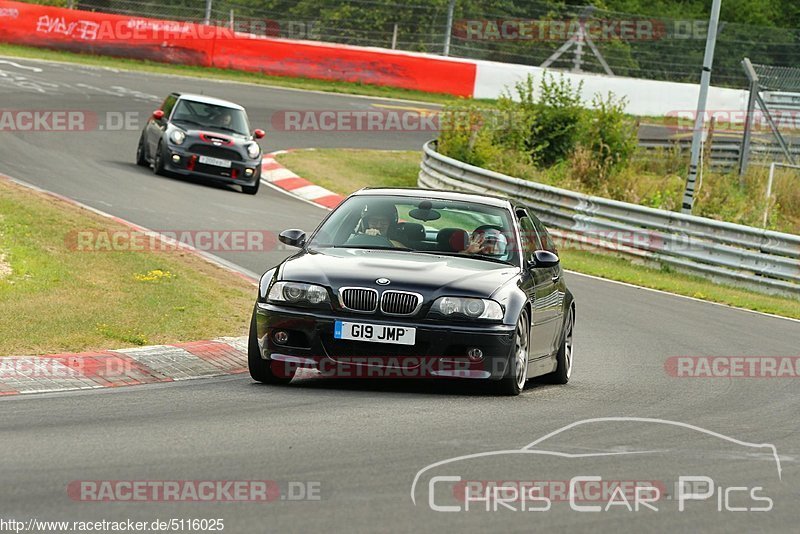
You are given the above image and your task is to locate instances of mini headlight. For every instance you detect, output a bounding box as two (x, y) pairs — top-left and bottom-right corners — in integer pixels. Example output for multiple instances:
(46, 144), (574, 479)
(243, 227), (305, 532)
(430, 297), (503, 320)
(246, 142), (260, 159)
(268, 282), (329, 307)
(170, 130), (186, 145)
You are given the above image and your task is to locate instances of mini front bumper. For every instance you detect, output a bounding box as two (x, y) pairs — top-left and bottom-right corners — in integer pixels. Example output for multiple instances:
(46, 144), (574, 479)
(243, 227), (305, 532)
(255, 303), (517, 380)
(163, 146), (261, 186)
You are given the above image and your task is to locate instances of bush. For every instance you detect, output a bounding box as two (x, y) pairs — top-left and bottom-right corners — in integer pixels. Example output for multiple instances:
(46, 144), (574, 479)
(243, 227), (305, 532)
(437, 102), (502, 168)
(582, 92), (637, 169)
(525, 74), (586, 167)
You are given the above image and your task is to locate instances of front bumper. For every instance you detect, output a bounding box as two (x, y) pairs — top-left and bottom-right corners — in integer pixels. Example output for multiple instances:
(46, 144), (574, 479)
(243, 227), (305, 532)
(163, 147), (261, 186)
(255, 303), (516, 380)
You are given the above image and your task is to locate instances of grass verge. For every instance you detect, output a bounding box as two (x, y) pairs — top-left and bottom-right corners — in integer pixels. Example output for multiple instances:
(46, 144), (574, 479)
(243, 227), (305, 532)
(276, 148), (800, 319)
(0, 178), (254, 356)
(0, 43), (458, 106)
(278, 149), (423, 196)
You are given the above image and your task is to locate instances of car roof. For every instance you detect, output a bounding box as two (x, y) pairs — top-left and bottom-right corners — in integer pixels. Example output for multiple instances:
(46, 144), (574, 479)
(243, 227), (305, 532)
(175, 93), (245, 111)
(352, 187), (512, 209)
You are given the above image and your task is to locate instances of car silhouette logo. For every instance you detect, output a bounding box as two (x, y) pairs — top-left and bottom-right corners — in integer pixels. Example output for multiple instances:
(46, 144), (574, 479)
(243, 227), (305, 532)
(376, 278), (391, 286)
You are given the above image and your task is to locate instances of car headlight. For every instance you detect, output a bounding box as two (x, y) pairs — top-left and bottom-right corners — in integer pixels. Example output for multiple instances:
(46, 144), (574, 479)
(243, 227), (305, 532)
(170, 130), (186, 145)
(246, 142), (260, 159)
(268, 281), (329, 307)
(429, 297), (503, 320)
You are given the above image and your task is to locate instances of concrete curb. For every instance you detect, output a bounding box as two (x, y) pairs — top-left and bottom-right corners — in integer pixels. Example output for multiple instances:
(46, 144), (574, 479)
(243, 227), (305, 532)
(0, 337), (248, 396)
(261, 150), (345, 210)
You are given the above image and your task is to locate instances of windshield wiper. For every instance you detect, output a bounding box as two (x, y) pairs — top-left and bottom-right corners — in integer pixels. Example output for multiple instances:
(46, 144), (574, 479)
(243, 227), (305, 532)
(172, 119), (204, 127)
(333, 245), (413, 252)
(211, 126), (246, 135)
(415, 250), (514, 266)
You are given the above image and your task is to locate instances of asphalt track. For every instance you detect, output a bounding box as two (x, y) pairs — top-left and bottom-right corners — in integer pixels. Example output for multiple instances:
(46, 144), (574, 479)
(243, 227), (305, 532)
(1, 57), (799, 533)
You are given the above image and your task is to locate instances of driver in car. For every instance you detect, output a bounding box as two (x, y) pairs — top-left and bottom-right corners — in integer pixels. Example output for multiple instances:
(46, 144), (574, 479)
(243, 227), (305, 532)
(216, 110), (234, 128)
(360, 203), (405, 247)
(464, 227), (509, 256)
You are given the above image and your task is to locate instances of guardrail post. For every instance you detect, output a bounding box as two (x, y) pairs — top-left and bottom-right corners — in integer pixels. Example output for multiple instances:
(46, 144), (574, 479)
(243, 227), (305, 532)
(203, 0), (213, 25)
(682, 0), (722, 214)
(443, 0), (456, 56)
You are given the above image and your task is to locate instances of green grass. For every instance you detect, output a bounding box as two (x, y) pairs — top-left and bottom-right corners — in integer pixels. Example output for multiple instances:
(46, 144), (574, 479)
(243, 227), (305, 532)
(278, 149), (420, 195)
(277, 148), (800, 319)
(0, 43), (459, 106)
(559, 250), (800, 319)
(0, 179), (255, 356)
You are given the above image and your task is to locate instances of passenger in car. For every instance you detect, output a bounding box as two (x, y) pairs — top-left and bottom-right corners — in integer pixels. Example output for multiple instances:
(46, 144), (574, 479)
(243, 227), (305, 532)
(463, 227), (509, 257)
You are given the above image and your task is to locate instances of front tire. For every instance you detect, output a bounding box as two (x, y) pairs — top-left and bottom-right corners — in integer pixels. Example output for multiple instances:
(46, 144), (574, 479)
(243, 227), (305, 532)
(136, 134), (148, 167)
(242, 179), (260, 195)
(496, 309), (530, 396)
(152, 140), (166, 176)
(544, 306), (574, 384)
(248, 307), (294, 385)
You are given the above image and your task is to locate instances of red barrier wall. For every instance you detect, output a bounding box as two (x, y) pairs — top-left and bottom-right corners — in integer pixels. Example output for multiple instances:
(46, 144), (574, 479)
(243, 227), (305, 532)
(0, 1), (476, 97)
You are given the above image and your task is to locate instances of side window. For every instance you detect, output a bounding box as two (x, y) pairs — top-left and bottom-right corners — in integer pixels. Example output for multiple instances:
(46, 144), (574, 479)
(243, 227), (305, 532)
(161, 94), (178, 119)
(531, 216), (558, 254)
(515, 208), (542, 255)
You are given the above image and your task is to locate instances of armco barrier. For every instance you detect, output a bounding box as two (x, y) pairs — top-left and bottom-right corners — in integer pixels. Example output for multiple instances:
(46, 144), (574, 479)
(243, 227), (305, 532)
(419, 140), (800, 296)
(0, 0), (476, 96)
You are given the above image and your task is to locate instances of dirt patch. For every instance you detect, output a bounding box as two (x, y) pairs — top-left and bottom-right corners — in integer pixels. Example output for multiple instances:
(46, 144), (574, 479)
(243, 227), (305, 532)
(0, 253), (11, 280)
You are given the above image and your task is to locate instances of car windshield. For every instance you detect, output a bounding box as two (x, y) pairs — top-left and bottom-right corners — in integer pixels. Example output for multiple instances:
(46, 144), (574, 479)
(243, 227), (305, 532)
(307, 194), (518, 265)
(170, 100), (250, 135)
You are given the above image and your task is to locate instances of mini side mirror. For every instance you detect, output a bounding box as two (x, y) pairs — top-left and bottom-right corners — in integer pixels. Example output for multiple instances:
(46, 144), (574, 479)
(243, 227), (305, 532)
(253, 129), (265, 139)
(279, 229), (306, 248)
(528, 250), (559, 269)
(152, 109), (165, 120)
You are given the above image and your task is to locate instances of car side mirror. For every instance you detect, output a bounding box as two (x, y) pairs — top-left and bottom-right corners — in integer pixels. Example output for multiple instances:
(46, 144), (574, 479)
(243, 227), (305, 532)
(152, 109), (164, 120)
(528, 250), (559, 269)
(279, 229), (306, 248)
(253, 129), (265, 139)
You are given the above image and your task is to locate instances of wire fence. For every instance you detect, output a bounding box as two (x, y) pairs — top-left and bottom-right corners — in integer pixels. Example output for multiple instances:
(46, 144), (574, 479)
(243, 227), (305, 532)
(26, 0), (800, 88)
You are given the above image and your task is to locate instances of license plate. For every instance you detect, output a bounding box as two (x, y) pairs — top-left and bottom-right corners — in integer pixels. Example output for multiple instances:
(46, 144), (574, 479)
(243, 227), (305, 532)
(198, 155), (232, 168)
(334, 321), (416, 345)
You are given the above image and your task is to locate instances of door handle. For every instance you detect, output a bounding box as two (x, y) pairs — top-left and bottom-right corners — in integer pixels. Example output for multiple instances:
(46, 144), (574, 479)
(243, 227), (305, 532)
(551, 272), (561, 282)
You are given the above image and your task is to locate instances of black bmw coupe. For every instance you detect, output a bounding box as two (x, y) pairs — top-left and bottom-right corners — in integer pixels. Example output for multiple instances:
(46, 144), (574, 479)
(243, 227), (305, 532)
(250, 188), (575, 395)
(136, 93), (265, 194)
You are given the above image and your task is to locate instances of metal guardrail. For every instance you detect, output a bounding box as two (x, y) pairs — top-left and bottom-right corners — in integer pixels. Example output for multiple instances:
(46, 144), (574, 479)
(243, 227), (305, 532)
(637, 137), (800, 172)
(418, 140), (800, 296)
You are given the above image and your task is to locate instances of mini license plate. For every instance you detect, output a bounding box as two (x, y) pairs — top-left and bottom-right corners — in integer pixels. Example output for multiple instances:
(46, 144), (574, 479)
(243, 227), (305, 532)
(334, 321), (416, 345)
(198, 155), (232, 168)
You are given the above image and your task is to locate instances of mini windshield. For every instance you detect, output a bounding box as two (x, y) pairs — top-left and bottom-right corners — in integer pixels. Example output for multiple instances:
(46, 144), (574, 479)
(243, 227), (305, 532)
(307, 195), (518, 265)
(171, 100), (250, 135)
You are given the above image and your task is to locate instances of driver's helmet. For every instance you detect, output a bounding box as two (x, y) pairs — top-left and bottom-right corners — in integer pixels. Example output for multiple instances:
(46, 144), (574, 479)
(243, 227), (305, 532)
(361, 202), (398, 235)
(473, 228), (508, 256)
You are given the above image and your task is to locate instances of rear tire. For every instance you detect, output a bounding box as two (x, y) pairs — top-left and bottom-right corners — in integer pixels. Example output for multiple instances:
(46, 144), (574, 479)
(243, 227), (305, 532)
(495, 309), (530, 396)
(136, 134), (148, 167)
(152, 140), (166, 176)
(544, 306), (574, 385)
(242, 179), (260, 195)
(248, 307), (294, 385)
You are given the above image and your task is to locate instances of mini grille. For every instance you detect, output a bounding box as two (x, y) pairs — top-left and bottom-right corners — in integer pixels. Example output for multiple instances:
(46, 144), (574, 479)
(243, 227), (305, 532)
(380, 291), (421, 316)
(340, 288), (378, 312)
(188, 144), (243, 161)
